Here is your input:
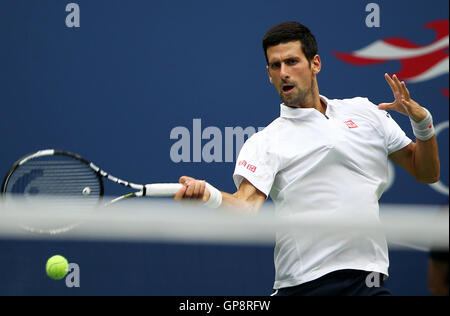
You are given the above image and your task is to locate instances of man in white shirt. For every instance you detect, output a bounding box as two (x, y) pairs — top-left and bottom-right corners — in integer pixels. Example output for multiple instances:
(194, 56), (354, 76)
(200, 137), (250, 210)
(174, 22), (440, 295)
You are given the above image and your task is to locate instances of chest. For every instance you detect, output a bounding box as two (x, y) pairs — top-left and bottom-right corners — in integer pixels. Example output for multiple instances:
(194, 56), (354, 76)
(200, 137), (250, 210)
(275, 114), (387, 174)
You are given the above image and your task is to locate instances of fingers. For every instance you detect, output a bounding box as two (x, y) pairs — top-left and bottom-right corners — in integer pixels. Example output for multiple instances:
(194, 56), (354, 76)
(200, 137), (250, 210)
(378, 102), (393, 110)
(391, 74), (414, 106)
(173, 185), (187, 201)
(386, 73), (411, 99)
(179, 176), (196, 185)
(174, 176), (207, 202)
(384, 73), (397, 95)
(184, 180), (206, 199)
(391, 74), (403, 95)
(400, 98), (413, 107)
(381, 74), (417, 116)
(400, 81), (411, 100)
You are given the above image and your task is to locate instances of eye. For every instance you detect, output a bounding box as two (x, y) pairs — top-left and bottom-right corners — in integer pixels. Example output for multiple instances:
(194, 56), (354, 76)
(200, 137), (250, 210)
(270, 62), (281, 70)
(286, 58), (299, 65)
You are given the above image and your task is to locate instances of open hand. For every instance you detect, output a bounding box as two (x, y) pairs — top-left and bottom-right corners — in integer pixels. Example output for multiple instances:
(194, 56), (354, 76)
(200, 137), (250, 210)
(378, 73), (427, 122)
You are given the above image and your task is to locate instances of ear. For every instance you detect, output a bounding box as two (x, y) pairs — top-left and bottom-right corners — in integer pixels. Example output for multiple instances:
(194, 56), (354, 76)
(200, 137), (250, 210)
(266, 65), (273, 84)
(311, 54), (321, 75)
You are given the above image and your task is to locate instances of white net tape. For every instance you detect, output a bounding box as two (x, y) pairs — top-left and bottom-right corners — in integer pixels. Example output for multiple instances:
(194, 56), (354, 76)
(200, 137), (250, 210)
(0, 198), (448, 251)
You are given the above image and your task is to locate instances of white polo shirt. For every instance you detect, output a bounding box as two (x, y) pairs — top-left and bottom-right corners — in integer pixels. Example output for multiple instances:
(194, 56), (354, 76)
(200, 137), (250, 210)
(233, 95), (412, 289)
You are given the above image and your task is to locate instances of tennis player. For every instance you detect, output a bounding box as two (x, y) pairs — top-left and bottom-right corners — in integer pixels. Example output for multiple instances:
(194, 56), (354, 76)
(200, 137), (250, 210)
(174, 22), (440, 296)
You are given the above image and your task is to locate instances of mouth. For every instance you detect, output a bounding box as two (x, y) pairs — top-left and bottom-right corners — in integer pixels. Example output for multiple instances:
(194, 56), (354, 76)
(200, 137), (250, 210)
(281, 85), (295, 95)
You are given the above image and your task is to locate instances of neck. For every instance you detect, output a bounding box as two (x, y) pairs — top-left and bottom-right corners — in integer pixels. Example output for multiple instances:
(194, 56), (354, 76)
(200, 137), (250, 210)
(286, 86), (325, 114)
(310, 81), (325, 114)
(317, 96), (327, 115)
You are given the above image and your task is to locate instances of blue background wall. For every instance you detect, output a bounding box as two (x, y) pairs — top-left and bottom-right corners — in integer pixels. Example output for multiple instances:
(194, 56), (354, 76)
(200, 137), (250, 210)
(0, 0), (448, 295)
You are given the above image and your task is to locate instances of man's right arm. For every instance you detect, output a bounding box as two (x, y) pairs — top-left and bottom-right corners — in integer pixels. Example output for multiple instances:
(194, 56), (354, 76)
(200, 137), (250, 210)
(173, 176), (266, 213)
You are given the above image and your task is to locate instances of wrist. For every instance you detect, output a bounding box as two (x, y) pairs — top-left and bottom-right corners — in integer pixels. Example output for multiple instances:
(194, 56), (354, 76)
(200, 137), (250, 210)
(410, 107), (435, 141)
(204, 182), (222, 209)
(409, 107), (428, 123)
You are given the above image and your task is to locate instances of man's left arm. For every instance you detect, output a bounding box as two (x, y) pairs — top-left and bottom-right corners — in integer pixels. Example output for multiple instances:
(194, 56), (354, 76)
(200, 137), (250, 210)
(389, 138), (439, 183)
(379, 73), (440, 183)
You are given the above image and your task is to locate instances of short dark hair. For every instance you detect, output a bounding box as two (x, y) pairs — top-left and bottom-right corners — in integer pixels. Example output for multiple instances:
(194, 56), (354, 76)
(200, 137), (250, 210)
(262, 22), (318, 64)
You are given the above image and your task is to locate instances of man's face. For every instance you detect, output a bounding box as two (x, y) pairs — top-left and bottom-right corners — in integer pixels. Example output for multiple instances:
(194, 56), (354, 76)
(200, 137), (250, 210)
(266, 41), (320, 107)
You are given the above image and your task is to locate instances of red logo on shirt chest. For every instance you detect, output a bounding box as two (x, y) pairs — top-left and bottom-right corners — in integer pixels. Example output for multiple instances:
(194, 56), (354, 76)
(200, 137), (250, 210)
(344, 120), (358, 128)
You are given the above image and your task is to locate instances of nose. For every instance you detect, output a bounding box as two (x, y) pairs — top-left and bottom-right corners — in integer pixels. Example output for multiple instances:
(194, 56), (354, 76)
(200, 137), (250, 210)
(280, 63), (289, 79)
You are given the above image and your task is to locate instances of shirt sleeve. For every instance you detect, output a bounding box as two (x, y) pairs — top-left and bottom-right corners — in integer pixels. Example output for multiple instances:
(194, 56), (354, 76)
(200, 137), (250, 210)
(381, 111), (412, 155)
(233, 132), (280, 197)
(363, 98), (412, 155)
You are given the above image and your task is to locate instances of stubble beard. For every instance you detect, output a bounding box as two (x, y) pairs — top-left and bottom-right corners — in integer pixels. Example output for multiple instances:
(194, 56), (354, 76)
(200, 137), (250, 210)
(280, 77), (315, 108)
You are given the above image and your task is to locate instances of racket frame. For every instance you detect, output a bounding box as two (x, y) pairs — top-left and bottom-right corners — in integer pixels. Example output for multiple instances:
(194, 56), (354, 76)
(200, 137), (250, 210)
(1, 149), (182, 234)
(2, 149), (181, 201)
(1, 149), (105, 201)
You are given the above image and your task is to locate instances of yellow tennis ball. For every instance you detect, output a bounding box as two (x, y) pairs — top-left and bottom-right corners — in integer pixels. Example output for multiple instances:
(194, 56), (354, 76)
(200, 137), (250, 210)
(46, 255), (69, 280)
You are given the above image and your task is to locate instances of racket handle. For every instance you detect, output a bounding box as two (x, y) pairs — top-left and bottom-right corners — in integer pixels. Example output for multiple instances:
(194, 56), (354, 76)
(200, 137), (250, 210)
(144, 183), (183, 197)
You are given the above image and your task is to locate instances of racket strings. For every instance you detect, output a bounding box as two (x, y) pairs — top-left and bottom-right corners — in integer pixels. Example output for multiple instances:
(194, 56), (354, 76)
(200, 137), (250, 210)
(4, 156), (101, 204)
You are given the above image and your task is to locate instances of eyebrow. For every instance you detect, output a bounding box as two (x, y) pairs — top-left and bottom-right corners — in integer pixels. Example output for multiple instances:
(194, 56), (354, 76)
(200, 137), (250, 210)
(268, 56), (300, 65)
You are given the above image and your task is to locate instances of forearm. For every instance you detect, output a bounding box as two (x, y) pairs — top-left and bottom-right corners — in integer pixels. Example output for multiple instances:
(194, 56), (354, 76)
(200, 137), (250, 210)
(409, 107), (440, 183)
(221, 191), (265, 213)
(412, 136), (440, 183)
(207, 183), (265, 213)
(174, 176), (265, 213)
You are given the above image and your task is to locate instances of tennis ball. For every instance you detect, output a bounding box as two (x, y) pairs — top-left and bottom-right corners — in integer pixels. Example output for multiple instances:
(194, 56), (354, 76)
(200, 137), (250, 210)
(46, 255), (69, 280)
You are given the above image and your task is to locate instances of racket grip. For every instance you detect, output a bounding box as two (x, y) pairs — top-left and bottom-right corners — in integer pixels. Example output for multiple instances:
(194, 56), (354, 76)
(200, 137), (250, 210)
(144, 183), (183, 197)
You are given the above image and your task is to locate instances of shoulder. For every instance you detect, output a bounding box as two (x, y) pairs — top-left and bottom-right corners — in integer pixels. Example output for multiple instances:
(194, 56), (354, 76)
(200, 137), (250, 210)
(328, 96), (376, 110)
(245, 117), (283, 144)
(328, 96), (390, 119)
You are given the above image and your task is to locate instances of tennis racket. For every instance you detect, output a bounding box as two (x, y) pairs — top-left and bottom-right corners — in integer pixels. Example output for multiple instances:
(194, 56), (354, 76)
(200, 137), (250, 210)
(1, 149), (182, 234)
